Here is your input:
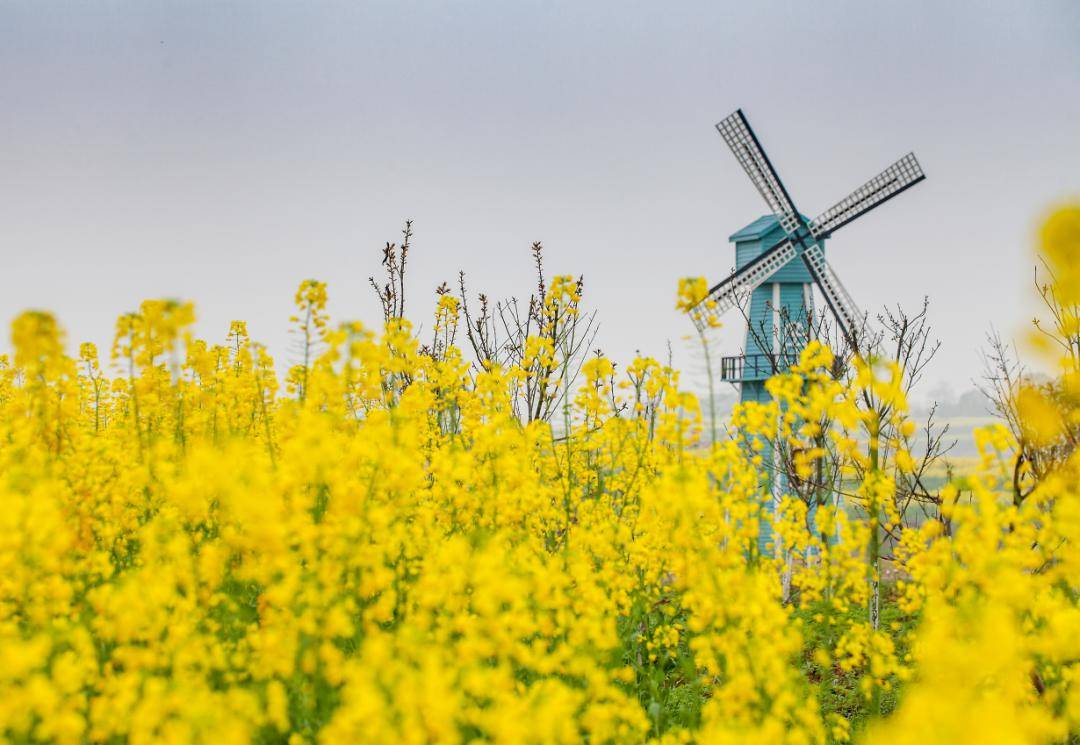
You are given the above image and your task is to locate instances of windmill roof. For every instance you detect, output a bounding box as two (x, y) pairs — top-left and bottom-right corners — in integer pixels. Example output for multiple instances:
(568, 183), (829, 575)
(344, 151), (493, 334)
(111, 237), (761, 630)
(728, 213), (812, 242)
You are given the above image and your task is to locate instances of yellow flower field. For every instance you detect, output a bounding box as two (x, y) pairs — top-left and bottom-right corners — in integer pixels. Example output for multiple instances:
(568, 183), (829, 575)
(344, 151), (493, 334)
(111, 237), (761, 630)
(2, 207), (1079, 744)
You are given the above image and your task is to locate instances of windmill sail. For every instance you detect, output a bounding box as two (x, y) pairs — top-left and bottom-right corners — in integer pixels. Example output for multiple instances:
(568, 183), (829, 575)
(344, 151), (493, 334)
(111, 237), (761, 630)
(800, 243), (863, 343)
(715, 110), (801, 235)
(690, 239), (797, 329)
(809, 153), (925, 239)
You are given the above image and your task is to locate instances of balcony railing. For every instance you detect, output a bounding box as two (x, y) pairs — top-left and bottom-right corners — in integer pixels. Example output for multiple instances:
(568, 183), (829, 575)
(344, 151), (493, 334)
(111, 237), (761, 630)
(719, 353), (800, 382)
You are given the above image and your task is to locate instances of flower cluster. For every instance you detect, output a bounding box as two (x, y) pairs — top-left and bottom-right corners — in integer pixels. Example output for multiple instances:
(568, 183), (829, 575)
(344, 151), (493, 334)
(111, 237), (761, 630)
(1, 208), (1079, 744)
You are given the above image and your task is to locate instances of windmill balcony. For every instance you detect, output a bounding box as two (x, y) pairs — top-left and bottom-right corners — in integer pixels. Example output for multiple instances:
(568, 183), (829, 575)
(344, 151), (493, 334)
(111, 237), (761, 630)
(719, 353), (800, 382)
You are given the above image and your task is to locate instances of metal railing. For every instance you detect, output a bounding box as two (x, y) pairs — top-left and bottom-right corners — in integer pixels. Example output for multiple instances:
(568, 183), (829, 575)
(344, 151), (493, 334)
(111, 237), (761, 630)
(719, 353), (800, 382)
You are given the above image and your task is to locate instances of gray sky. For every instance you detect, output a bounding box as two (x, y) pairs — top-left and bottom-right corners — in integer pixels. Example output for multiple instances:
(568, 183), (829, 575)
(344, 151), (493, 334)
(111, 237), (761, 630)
(2, 1), (1078, 397)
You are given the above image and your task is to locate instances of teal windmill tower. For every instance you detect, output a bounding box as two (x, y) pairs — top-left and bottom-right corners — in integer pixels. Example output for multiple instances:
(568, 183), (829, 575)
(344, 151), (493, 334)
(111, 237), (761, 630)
(725, 214), (821, 406)
(689, 109), (927, 554)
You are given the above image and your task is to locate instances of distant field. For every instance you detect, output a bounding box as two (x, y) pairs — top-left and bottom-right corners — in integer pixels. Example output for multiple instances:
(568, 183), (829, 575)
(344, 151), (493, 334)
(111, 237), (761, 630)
(931, 415), (999, 458)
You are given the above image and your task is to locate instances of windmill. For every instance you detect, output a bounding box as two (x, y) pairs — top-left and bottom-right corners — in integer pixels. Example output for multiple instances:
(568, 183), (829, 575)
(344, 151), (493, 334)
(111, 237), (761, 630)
(690, 109), (926, 552)
(692, 109), (925, 399)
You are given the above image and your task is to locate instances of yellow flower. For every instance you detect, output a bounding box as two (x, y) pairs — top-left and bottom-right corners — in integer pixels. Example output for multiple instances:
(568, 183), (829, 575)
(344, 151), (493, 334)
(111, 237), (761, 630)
(1016, 384), (1064, 447)
(1, 204), (1079, 745)
(675, 276), (709, 313)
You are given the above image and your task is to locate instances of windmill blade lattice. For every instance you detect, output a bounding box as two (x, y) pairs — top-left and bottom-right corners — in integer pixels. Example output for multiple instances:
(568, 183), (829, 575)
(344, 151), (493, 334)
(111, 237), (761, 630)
(690, 240), (798, 330)
(800, 244), (863, 343)
(809, 153), (925, 239)
(715, 110), (801, 235)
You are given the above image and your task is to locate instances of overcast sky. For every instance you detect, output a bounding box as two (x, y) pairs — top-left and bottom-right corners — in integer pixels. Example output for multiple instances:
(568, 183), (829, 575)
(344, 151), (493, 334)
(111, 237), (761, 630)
(2, 1), (1078, 398)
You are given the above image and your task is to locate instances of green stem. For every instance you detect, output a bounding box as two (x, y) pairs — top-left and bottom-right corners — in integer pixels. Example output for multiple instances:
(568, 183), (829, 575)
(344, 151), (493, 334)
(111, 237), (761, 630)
(868, 416), (882, 716)
(698, 330), (717, 446)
